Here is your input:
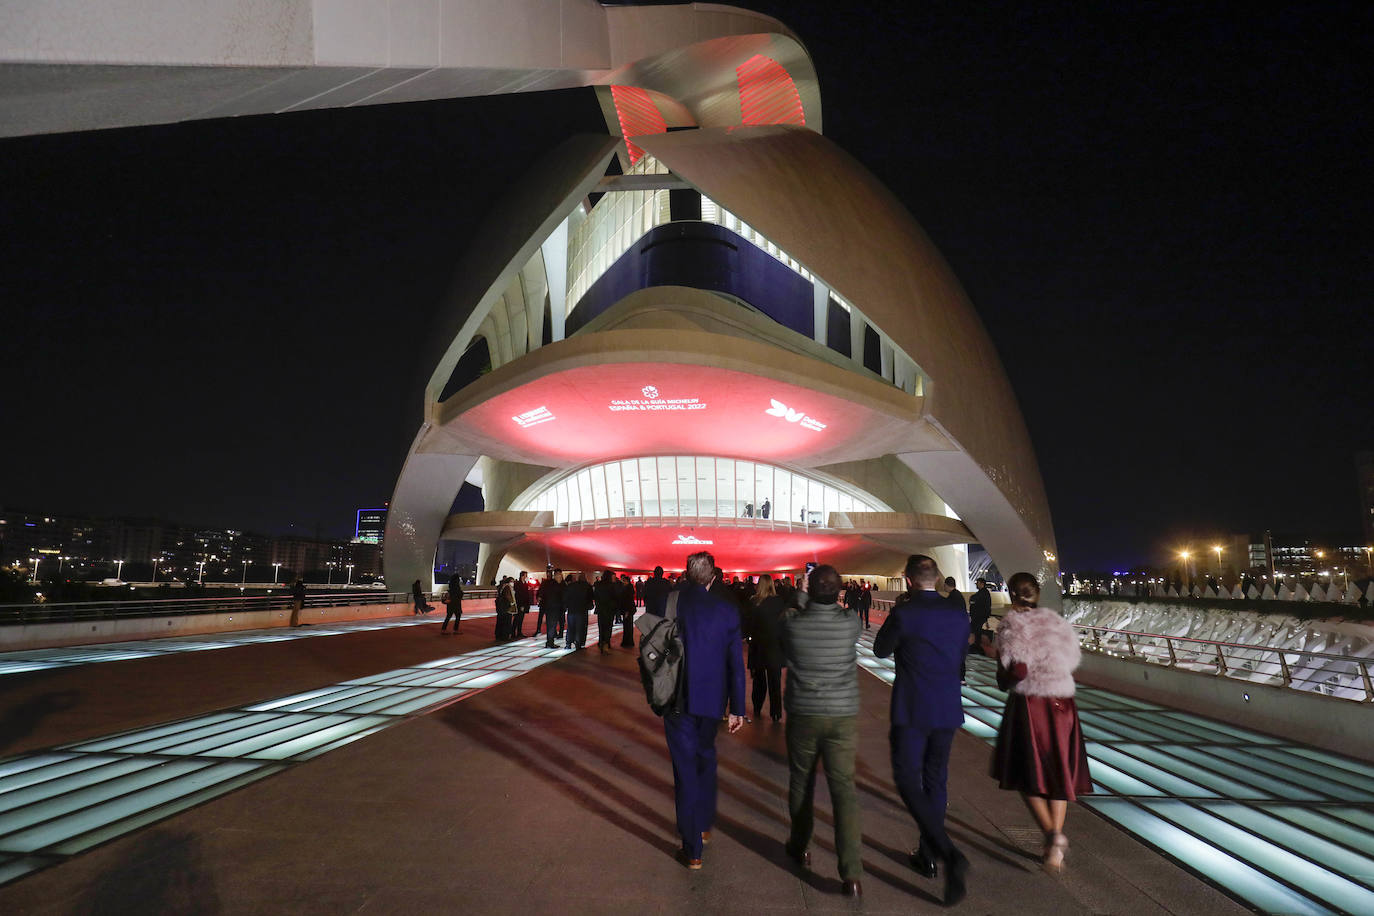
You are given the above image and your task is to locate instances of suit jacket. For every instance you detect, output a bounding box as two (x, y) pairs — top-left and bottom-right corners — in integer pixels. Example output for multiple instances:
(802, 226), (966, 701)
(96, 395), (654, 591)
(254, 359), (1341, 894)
(873, 589), (968, 729)
(678, 583), (747, 719)
(643, 574), (672, 616)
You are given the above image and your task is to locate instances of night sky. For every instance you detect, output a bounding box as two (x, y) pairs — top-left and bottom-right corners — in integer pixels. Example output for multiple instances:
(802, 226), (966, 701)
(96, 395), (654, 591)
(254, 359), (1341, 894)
(1, 1), (1369, 571)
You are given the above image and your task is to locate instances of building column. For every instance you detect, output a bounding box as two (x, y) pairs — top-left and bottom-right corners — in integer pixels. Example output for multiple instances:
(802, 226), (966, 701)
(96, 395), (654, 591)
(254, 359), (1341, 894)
(541, 215), (569, 342)
(812, 280), (829, 345)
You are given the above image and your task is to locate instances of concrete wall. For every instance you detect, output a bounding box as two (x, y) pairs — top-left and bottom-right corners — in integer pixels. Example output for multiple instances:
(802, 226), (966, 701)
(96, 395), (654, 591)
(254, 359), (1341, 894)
(1076, 652), (1374, 762)
(0, 598), (496, 652)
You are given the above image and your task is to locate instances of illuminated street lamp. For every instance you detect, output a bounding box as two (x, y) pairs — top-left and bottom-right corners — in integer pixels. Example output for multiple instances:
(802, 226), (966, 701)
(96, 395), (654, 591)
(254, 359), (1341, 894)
(1212, 545), (1223, 575)
(272, 561), (282, 584)
(29, 557), (40, 582)
(196, 559), (207, 584)
(1366, 546), (1373, 575)
(115, 559), (125, 581)
(346, 563), (355, 586)
(57, 555), (68, 577)
(241, 560), (251, 586)
(326, 562), (335, 586)
(1179, 550), (1191, 586)
(151, 557), (161, 584)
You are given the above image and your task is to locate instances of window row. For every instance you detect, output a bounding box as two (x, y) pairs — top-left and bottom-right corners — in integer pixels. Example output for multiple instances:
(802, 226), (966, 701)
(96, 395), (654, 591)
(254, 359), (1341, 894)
(515, 456), (886, 527)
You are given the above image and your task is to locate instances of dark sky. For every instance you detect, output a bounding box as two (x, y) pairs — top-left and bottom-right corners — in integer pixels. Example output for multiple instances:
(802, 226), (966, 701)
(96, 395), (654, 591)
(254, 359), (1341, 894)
(1, 1), (1369, 570)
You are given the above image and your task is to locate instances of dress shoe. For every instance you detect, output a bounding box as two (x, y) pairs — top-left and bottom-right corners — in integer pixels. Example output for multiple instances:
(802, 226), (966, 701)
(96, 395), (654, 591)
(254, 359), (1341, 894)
(1043, 832), (1067, 875)
(910, 844), (938, 878)
(676, 848), (703, 870)
(784, 842), (811, 868)
(701, 831), (711, 845)
(842, 880), (863, 898)
(943, 851), (969, 907)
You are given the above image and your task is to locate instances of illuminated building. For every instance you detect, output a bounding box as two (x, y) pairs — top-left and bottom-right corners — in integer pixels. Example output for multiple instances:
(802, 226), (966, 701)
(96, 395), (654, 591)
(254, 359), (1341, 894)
(0, 3), (1058, 593)
(355, 509), (387, 546)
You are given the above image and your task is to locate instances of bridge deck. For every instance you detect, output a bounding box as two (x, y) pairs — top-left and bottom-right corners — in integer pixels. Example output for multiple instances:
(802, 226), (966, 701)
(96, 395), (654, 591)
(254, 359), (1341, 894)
(0, 608), (1301, 914)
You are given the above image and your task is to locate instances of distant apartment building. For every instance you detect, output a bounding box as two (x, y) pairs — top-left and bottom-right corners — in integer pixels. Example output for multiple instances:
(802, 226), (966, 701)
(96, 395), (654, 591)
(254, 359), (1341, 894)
(355, 508), (387, 545)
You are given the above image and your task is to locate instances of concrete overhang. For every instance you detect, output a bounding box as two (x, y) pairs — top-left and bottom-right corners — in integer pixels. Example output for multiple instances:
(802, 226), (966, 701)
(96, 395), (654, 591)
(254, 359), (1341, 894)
(0, 2), (817, 137)
(424, 327), (952, 469)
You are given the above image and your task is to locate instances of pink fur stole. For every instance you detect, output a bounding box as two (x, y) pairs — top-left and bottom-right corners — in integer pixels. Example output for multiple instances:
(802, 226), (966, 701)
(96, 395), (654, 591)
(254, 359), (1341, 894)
(995, 607), (1080, 697)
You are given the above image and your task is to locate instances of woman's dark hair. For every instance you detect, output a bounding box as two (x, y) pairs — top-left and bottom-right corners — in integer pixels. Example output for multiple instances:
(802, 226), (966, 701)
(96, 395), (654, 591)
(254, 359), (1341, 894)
(1007, 572), (1041, 606)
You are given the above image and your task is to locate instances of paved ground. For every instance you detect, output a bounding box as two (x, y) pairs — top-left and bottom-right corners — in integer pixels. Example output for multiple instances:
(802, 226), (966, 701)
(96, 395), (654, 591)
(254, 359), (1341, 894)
(0, 612), (1250, 915)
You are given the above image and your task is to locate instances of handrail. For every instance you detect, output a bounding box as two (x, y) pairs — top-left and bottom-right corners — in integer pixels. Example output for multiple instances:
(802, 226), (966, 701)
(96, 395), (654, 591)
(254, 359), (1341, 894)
(1073, 623), (1374, 703)
(0, 588), (496, 626)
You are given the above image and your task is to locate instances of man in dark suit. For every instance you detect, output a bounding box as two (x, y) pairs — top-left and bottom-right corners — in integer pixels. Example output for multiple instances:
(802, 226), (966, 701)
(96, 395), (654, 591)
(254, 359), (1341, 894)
(873, 554), (970, 905)
(643, 565), (672, 617)
(663, 550), (747, 869)
(538, 569), (564, 649)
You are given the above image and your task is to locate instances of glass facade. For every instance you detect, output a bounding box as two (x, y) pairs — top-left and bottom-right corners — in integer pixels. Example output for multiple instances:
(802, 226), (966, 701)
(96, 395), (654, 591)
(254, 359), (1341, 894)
(565, 155), (671, 314)
(514, 457), (887, 527)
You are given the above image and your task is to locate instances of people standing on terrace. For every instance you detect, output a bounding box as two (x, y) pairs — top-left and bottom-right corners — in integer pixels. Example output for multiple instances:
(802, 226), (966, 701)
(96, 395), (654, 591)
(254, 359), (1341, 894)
(990, 572), (1092, 874)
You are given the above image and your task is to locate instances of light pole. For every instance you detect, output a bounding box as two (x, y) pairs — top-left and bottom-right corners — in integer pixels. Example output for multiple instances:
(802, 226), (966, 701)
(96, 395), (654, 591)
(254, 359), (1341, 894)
(57, 555), (68, 577)
(116, 559), (125, 581)
(346, 563), (355, 586)
(326, 562), (334, 586)
(196, 559), (207, 584)
(1212, 545), (1223, 577)
(241, 560), (251, 587)
(151, 557), (160, 584)
(272, 562), (282, 584)
(1179, 551), (1191, 589)
(29, 557), (40, 582)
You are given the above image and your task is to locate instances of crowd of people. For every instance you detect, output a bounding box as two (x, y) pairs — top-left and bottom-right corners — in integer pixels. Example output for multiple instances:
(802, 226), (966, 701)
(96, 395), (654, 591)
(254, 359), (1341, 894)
(433, 552), (1090, 905)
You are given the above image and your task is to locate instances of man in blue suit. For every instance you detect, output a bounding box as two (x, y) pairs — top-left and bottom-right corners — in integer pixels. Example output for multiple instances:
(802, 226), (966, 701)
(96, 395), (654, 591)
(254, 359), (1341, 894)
(873, 554), (971, 906)
(661, 549), (747, 869)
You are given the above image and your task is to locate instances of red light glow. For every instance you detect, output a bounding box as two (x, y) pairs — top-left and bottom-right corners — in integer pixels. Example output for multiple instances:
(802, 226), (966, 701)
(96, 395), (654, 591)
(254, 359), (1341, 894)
(457, 363), (871, 465)
(610, 85), (667, 165)
(510, 524), (855, 575)
(736, 55), (805, 127)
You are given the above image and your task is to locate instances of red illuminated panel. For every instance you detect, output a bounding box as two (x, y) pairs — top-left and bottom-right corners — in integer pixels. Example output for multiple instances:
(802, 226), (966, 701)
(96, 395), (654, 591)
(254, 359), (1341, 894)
(610, 85), (667, 165)
(530, 525), (853, 575)
(457, 363), (868, 465)
(736, 55), (806, 127)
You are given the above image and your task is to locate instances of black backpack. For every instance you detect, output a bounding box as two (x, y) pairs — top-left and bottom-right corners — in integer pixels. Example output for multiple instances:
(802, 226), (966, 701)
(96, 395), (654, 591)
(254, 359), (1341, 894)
(635, 592), (683, 716)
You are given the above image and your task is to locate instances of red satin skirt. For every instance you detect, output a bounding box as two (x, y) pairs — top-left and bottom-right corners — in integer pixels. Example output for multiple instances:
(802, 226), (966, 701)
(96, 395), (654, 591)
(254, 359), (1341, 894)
(990, 693), (1092, 800)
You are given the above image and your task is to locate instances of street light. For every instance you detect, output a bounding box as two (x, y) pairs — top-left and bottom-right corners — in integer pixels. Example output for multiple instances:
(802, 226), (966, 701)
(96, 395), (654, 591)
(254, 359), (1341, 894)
(241, 559), (251, 587)
(1179, 550), (1191, 587)
(1212, 545), (1223, 575)
(272, 561), (282, 584)
(196, 559), (207, 584)
(116, 559), (125, 581)
(151, 557), (160, 584)
(326, 562), (335, 586)
(346, 563), (355, 586)
(29, 557), (40, 582)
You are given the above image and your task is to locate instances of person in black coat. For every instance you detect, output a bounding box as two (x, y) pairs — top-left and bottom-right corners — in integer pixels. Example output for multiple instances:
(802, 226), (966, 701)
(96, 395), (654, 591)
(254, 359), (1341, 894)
(593, 570), (619, 654)
(643, 566), (672, 616)
(748, 575), (787, 722)
(441, 573), (464, 634)
(618, 573), (637, 647)
(513, 571), (532, 637)
(563, 572), (592, 650)
(538, 570), (564, 649)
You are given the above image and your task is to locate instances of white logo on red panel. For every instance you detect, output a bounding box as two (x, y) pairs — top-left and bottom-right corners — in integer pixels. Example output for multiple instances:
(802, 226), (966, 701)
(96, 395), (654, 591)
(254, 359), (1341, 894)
(765, 399), (826, 431)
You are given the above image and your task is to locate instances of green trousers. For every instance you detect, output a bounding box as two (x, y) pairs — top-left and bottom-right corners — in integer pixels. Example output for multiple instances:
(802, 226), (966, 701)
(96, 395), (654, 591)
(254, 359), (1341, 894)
(786, 714), (863, 881)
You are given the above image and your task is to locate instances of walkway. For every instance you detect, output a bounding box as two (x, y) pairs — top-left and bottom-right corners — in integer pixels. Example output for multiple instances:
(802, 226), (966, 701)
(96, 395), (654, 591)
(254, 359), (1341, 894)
(0, 607), (1316, 913)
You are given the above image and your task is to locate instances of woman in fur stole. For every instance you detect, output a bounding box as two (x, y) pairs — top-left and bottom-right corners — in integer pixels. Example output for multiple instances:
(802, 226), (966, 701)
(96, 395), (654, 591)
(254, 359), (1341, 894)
(990, 572), (1092, 874)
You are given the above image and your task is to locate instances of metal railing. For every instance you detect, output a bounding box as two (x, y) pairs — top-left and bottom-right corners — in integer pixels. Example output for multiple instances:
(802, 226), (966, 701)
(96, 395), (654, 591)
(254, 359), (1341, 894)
(1075, 623), (1374, 703)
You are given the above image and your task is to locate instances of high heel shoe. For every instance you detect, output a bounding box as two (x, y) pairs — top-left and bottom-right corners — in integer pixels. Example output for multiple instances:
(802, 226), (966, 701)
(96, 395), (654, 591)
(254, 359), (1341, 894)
(1042, 832), (1067, 875)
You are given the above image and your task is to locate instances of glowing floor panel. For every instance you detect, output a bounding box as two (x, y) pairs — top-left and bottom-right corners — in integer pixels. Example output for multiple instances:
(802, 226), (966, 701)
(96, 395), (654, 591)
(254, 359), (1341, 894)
(856, 631), (1374, 916)
(0, 633), (576, 885)
(0, 613), (500, 677)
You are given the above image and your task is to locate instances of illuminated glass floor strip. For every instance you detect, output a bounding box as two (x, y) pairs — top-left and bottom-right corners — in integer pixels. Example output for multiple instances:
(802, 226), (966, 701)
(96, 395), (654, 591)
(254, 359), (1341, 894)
(0, 612), (497, 677)
(0, 632), (582, 886)
(855, 630), (1374, 916)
